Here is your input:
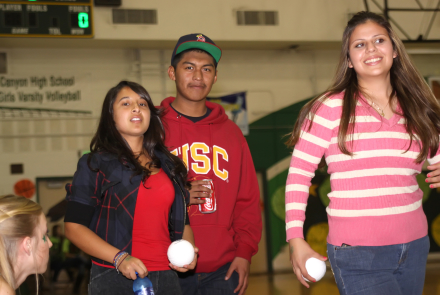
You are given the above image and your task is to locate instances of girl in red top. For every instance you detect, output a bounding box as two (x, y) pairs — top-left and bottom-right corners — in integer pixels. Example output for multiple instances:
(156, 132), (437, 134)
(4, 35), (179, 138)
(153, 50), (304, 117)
(64, 81), (197, 295)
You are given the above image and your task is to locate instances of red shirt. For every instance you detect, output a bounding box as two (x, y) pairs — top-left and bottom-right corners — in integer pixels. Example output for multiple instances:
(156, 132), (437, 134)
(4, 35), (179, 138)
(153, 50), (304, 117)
(131, 169), (174, 271)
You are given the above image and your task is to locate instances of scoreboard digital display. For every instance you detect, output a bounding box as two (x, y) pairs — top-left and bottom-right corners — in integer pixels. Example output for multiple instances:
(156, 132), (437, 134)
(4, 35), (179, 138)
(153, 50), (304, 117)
(0, 0), (93, 37)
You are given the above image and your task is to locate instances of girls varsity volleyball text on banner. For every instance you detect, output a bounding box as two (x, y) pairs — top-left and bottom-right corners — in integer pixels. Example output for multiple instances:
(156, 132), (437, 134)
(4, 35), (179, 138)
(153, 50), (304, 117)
(0, 74), (91, 114)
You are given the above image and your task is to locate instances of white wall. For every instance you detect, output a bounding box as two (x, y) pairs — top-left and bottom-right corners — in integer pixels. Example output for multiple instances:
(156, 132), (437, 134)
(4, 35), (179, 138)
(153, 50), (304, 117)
(80, 0), (440, 47)
(0, 47), (133, 196)
(93, 0), (364, 42)
(0, 46), (342, 196)
(92, 0), (440, 42)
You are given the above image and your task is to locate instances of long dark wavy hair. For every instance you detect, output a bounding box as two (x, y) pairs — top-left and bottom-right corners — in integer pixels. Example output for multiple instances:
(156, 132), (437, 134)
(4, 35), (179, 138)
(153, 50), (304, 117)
(287, 11), (440, 163)
(89, 81), (189, 186)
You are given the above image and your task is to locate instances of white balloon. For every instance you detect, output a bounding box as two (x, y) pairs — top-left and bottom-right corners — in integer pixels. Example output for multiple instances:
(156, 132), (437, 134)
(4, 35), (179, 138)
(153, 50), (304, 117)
(302, 258), (326, 282)
(167, 240), (195, 267)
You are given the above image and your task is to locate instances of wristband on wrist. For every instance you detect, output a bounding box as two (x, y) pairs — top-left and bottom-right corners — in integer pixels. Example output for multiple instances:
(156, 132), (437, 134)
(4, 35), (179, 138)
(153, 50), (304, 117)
(113, 250), (124, 265)
(113, 251), (128, 272)
(117, 253), (129, 269)
(115, 252), (129, 273)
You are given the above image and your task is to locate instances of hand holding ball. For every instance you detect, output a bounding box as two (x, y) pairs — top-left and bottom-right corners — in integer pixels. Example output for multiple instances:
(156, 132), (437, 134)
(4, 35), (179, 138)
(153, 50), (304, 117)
(302, 258), (326, 282)
(167, 240), (195, 267)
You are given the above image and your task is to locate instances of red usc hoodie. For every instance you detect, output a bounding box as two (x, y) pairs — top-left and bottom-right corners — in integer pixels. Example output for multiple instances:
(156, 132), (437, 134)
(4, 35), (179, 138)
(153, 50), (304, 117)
(160, 97), (262, 273)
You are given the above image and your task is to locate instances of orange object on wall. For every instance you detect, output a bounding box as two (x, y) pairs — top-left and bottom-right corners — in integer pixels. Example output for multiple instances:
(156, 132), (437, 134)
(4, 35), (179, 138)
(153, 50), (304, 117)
(14, 179), (35, 199)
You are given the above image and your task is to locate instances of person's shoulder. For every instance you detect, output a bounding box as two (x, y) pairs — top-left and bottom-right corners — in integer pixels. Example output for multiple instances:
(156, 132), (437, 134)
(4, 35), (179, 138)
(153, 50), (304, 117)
(310, 92), (344, 114)
(153, 149), (169, 163)
(221, 119), (245, 137)
(218, 120), (251, 148)
(82, 151), (119, 163)
(307, 92), (343, 124)
(77, 152), (98, 167)
(0, 278), (14, 295)
(76, 152), (119, 173)
(319, 92), (344, 108)
(326, 91), (345, 100)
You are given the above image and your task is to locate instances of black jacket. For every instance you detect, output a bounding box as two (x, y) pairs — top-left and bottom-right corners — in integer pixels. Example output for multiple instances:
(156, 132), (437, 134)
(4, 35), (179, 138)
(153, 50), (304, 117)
(65, 149), (189, 267)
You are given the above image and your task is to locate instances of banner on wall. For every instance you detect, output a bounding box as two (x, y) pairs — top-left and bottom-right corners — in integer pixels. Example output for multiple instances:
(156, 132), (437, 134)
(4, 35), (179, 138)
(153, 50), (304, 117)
(207, 92), (248, 135)
(0, 74), (92, 114)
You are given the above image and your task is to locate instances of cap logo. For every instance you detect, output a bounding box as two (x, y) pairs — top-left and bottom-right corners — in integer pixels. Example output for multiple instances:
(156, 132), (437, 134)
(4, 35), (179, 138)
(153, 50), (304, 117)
(196, 34), (206, 42)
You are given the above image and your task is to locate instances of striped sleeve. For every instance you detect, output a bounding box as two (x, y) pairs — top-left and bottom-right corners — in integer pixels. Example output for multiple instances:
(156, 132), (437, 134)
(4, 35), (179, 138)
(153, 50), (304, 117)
(285, 96), (340, 241)
(427, 135), (440, 165)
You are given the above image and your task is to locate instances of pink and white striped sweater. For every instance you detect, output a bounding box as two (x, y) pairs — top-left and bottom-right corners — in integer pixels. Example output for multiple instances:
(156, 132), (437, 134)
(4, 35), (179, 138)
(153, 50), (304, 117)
(285, 92), (440, 246)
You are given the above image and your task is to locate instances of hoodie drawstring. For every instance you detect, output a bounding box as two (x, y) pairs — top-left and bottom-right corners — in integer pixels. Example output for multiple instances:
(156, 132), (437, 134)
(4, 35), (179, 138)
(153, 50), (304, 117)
(178, 114), (182, 153)
(209, 123), (215, 180)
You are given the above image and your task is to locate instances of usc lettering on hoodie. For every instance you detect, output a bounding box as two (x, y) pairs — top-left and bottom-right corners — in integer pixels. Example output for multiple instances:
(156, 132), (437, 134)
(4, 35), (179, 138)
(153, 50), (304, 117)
(160, 97), (262, 273)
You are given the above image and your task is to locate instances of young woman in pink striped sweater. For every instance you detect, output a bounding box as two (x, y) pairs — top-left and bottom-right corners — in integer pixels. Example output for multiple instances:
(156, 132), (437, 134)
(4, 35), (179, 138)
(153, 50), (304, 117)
(285, 11), (440, 295)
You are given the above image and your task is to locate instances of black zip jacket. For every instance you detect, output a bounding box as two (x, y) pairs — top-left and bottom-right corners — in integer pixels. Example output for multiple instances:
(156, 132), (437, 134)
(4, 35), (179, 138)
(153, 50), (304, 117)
(64, 149), (189, 268)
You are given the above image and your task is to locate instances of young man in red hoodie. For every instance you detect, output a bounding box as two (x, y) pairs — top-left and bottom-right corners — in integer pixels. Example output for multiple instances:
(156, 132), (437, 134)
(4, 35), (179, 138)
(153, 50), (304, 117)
(160, 33), (262, 295)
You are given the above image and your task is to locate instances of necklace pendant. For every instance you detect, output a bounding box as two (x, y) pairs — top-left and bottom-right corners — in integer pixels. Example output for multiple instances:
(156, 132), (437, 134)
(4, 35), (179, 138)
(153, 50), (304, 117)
(368, 98), (387, 117)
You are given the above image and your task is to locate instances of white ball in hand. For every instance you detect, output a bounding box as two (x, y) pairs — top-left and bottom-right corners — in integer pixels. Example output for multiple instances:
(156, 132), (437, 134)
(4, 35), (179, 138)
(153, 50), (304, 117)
(302, 257), (326, 282)
(167, 240), (195, 267)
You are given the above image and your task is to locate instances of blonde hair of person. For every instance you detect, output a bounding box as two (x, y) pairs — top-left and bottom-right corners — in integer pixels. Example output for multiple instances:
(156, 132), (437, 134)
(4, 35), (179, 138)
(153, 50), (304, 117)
(0, 194), (43, 290)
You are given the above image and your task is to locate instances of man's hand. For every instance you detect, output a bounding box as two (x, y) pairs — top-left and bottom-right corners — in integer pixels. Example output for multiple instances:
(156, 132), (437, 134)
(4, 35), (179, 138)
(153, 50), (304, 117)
(225, 257), (249, 295)
(188, 180), (212, 205)
(427, 162), (440, 189)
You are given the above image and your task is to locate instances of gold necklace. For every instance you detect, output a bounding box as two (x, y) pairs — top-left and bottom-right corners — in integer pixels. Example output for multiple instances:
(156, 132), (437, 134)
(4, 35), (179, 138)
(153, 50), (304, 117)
(367, 98), (389, 117)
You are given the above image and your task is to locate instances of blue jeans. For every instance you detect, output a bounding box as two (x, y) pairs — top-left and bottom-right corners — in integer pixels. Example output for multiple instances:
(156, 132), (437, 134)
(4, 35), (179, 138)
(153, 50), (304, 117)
(327, 236), (429, 295)
(178, 262), (239, 295)
(88, 264), (182, 295)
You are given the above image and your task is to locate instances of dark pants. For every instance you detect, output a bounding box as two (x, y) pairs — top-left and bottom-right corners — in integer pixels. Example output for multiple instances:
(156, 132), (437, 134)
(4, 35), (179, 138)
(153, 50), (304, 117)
(327, 235), (429, 295)
(88, 264), (182, 295)
(178, 263), (240, 295)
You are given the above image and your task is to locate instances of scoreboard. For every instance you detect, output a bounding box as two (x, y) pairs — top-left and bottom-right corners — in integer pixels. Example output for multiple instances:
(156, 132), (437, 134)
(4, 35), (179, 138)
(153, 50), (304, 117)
(0, 0), (93, 37)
